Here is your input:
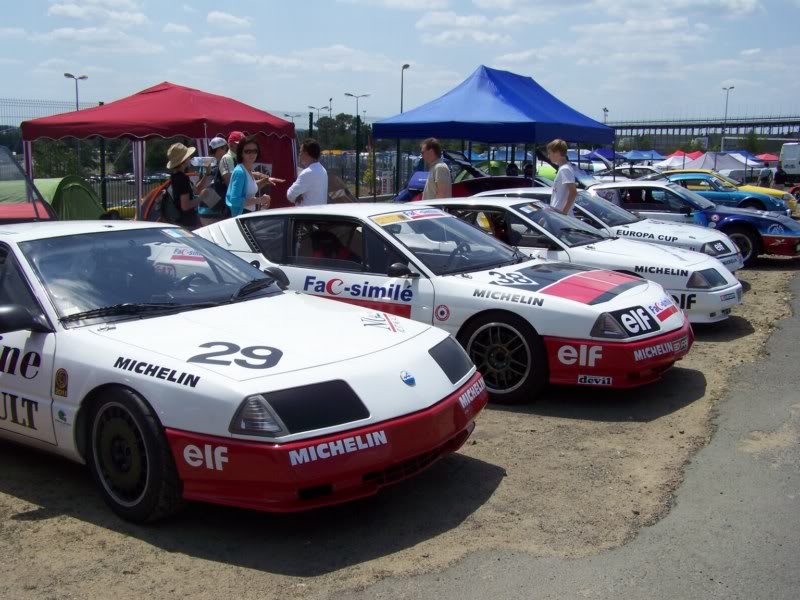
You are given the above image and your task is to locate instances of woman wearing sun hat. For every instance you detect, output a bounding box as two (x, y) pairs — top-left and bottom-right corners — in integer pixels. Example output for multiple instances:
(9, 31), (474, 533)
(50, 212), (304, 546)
(166, 142), (211, 228)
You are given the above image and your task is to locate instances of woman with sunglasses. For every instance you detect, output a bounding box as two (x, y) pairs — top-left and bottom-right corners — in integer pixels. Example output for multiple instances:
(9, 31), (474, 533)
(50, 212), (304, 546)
(225, 134), (271, 217)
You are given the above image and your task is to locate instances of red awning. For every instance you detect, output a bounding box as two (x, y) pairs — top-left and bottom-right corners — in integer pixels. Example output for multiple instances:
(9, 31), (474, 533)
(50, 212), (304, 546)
(756, 153), (779, 161)
(667, 150), (686, 157)
(21, 81), (294, 141)
(686, 151), (704, 160)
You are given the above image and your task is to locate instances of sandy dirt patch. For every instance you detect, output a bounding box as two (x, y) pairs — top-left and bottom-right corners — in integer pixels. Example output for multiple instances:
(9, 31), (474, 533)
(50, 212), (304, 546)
(0, 258), (797, 600)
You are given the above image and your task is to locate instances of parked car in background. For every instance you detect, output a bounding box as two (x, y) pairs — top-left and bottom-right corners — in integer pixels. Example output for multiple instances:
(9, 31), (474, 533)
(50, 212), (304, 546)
(427, 197), (743, 323)
(588, 180), (800, 265)
(594, 164), (662, 181)
(648, 169), (796, 213)
(473, 188), (743, 272)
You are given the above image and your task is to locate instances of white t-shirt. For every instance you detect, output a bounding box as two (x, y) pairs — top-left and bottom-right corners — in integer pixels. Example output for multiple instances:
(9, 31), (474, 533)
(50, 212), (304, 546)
(551, 162), (576, 213)
(287, 161), (328, 206)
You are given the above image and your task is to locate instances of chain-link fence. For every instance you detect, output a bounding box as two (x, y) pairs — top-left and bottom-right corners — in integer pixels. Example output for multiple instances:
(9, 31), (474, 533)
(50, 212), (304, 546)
(319, 151), (418, 198)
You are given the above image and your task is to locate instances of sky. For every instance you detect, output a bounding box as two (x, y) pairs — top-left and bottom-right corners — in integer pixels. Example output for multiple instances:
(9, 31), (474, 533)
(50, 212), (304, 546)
(1, 0), (798, 125)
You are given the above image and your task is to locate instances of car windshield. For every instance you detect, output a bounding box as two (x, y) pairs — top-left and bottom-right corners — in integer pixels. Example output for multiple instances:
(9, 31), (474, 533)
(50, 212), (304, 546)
(512, 203), (608, 247)
(575, 191), (641, 226)
(709, 174), (739, 191)
(666, 183), (716, 209)
(20, 227), (278, 326)
(373, 208), (520, 275)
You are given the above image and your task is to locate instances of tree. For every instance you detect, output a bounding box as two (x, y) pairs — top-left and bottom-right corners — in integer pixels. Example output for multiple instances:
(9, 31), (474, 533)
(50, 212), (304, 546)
(744, 129), (760, 155)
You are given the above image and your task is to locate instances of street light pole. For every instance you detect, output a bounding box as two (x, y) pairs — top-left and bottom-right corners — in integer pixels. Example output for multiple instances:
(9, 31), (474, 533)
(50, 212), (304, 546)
(345, 92), (370, 199)
(64, 72), (88, 174)
(602, 107), (609, 124)
(396, 63), (410, 194)
(284, 113), (302, 125)
(721, 86), (734, 152)
(329, 98), (333, 119)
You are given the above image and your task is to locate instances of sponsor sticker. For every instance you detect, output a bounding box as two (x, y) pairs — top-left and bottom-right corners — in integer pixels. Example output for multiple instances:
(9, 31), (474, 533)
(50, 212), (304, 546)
(458, 377), (486, 411)
(361, 311), (405, 333)
(635, 266), (689, 277)
(304, 275), (414, 303)
(372, 213), (408, 225)
(402, 208), (447, 220)
(473, 288), (544, 307)
(577, 374), (613, 386)
(171, 247), (206, 262)
(56, 409), (68, 424)
(633, 336), (689, 362)
(557, 345), (603, 367)
(0, 392), (39, 431)
(54, 368), (68, 397)
(610, 306), (660, 336)
(435, 304), (451, 321)
(721, 292), (737, 302)
(647, 296), (679, 321)
(400, 370), (416, 386)
(768, 224), (785, 234)
(0, 338), (41, 380)
(289, 430), (388, 466)
(672, 293), (697, 310)
(710, 214), (720, 222)
(164, 228), (190, 238)
(183, 444), (229, 471)
(114, 356), (201, 388)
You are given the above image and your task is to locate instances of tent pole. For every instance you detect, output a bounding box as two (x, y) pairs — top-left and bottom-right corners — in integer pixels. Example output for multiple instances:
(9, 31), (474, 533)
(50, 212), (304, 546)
(468, 141), (472, 163)
(461, 139), (465, 154)
(532, 143), (537, 185)
(395, 139), (401, 194)
(98, 101), (107, 209)
(612, 139), (617, 182)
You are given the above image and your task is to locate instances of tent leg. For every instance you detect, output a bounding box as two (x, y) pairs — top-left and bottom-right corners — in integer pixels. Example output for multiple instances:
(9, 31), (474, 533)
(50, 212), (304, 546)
(395, 140), (401, 194)
(468, 141), (472, 163)
(100, 136), (107, 209)
(532, 144), (537, 184)
(612, 140), (617, 182)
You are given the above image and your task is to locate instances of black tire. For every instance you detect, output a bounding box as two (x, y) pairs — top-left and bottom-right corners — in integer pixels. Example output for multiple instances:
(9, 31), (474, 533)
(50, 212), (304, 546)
(793, 189), (800, 202)
(86, 387), (184, 523)
(724, 225), (760, 267)
(105, 210), (121, 220)
(739, 199), (764, 211)
(457, 311), (548, 404)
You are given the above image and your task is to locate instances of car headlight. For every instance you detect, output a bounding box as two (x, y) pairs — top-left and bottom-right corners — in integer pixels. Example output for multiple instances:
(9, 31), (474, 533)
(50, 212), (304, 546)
(701, 241), (730, 256)
(687, 268), (728, 289)
(230, 381), (370, 438)
(783, 193), (793, 202)
(590, 313), (628, 339)
(429, 336), (474, 384)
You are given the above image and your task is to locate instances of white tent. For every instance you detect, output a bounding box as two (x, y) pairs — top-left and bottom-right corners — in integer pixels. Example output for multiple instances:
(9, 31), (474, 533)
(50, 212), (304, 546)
(655, 154), (696, 169)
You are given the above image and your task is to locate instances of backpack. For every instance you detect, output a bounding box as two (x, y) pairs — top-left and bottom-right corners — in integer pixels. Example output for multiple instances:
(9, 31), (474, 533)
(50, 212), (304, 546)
(158, 184), (181, 224)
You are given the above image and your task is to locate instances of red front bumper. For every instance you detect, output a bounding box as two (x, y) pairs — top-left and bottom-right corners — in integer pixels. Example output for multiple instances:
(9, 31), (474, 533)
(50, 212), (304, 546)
(762, 235), (800, 257)
(166, 372), (488, 512)
(544, 320), (694, 388)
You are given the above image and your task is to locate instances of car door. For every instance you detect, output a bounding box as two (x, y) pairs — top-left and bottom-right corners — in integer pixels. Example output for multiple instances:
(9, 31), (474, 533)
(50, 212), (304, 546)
(634, 188), (696, 224)
(676, 177), (731, 207)
(0, 245), (57, 445)
(240, 214), (436, 323)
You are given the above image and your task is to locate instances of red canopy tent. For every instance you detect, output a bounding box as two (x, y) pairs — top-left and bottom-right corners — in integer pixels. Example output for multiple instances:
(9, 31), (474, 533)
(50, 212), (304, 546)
(20, 81), (297, 211)
(686, 151), (704, 160)
(756, 153), (779, 162)
(667, 150), (686, 157)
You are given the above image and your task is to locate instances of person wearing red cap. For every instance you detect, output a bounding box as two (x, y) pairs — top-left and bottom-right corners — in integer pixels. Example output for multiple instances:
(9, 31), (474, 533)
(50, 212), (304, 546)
(220, 131), (244, 186)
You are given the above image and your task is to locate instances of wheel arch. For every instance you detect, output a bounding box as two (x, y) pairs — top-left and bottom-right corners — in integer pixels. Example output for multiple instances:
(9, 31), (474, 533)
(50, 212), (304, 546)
(738, 197), (766, 210)
(455, 308), (541, 342)
(74, 383), (159, 462)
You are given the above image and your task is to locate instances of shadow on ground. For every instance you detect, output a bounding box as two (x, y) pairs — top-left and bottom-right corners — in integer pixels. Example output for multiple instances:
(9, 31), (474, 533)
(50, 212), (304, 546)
(491, 366), (706, 423)
(0, 441), (504, 577)
(692, 315), (755, 343)
(751, 257), (800, 271)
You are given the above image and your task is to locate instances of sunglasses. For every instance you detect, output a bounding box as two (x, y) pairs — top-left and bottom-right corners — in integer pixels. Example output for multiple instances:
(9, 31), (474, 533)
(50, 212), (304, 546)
(243, 148), (259, 155)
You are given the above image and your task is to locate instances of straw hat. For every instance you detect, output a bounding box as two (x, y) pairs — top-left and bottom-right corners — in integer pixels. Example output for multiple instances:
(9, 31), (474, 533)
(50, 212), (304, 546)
(166, 143), (196, 169)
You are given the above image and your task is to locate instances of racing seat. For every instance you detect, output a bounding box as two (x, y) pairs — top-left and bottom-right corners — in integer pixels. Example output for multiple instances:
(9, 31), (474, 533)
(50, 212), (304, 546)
(310, 230), (361, 264)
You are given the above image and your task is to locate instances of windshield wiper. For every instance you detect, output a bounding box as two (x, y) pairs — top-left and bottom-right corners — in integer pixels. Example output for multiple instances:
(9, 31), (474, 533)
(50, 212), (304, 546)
(231, 277), (274, 300)
(60, 302), (208, 323)
(559, 227), (605, 240)
(511, 246), (530, 263)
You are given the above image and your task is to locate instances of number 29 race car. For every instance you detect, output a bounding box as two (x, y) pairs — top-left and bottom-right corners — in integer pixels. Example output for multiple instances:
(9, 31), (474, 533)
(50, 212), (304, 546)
(196, 205), (694, 405)
(0, 221), (488, 522)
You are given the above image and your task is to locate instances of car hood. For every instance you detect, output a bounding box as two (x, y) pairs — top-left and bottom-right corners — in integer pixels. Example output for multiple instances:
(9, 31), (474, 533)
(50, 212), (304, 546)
(617, 219), (724, 244)
(710, 206), (800, 230)
(88, 292), (431, 382)
(588, 238), (711, 267)
(739, 184), (784, 198)
(463, 260), (654, 306)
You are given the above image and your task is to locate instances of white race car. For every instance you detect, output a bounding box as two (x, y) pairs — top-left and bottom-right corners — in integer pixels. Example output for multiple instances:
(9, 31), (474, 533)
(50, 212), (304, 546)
(473, 188), (744, 273)
(0, 221), (488, 522)
(197, 205), (694, 405)
(426, 198), (743, 324)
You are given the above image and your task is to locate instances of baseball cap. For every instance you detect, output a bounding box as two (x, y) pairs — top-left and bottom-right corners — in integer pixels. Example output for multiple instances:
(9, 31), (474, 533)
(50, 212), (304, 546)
(227, 131), (245, 144)
(209, 136), (227, 150)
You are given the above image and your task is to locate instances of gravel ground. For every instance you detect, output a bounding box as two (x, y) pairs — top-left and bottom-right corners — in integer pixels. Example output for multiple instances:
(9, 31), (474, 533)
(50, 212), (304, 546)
(0, 258), (796, 600)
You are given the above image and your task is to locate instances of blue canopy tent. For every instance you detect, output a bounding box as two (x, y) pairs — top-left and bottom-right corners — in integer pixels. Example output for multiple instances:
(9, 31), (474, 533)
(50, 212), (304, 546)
(588, 148), (625, 161)
(622, 150), (665, 162)
(373, 65), (614, 144)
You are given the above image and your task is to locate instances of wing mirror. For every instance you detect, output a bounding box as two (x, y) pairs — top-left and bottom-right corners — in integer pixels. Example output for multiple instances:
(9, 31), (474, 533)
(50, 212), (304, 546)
(387, 262), (420, 278)
(0, 305), (51, 334)
(681, 206), (693, 216)
(262, 266), (290, 290)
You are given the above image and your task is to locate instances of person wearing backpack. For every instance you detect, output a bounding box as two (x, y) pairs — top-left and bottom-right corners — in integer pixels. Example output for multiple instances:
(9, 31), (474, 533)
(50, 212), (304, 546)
(166, 142), (211, 228)
(197, 136), (229, 225)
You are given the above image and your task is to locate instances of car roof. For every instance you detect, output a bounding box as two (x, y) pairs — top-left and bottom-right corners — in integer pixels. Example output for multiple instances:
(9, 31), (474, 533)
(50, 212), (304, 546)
(0, 220), (171, 242)
(473, 187), (552, 197)
(664, 169), (714, 175)
(427, 197), (548, 209)
(236, 202), (442, 220)
(589, 180), (675, 190)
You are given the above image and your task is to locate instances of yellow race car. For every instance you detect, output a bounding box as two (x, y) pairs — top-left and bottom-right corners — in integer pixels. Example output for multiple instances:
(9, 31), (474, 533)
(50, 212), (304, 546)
(662, 169), (797, 214)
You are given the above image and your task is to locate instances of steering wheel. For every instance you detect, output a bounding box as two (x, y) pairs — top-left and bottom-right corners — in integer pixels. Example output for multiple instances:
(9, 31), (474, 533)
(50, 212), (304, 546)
(176, 272), (214, 289)
(444, 241), (471, 270)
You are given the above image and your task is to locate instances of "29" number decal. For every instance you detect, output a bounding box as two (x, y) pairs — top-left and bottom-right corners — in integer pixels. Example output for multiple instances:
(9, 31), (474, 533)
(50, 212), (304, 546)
(188, 342), (283, 369)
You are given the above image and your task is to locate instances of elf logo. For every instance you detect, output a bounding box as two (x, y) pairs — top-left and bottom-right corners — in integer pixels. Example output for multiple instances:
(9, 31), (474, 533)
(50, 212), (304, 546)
(183, 444), (229, 471)
(609, 306), (659, 336)
(557, 345), (603, 367)
(671, 293), (697, 310)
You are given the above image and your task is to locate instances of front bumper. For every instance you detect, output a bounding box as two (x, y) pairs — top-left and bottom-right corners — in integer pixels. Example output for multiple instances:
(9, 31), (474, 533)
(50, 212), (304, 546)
(761, 235), (800, 258)
(672, 282), (743, 324)
(544, 319), (693, 388)
(718, 252), (744, 272)
(166, 372), (488, 512)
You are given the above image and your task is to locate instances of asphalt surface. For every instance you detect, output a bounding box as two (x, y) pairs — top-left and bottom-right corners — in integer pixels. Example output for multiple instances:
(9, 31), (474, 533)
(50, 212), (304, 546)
(345, 273), (800, 600)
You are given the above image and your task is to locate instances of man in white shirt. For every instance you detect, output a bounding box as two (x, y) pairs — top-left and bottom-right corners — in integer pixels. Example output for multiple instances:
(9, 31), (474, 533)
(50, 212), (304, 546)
(420, 138), (452, 200)
(287, 139), (328, 206)
(547, 138), (577, 215)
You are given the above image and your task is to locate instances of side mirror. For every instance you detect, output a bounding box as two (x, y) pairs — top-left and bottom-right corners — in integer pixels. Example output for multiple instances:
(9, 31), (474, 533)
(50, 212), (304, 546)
(387, 262), (419, 278)
(681, 206), (693, 216)
(0, 305), (51, 334)
(262, 266), (290, 290)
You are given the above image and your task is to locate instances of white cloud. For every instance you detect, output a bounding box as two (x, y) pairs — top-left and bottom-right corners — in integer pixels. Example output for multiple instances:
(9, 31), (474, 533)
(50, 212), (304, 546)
(336, 0), (449, 9)
(740, 47), (761, 56)
(495, 48), (546, 65)
(206, 11), (252, 28)
(473, 0), (515, 8)
(39, 57), (70, 68)
(425, 30), (512, 46)
(197, 34), (255, 47)
(416, 11), (487, 29)
(182, 3), (196, 12)
(0, 27), (26, 37)
(35, 27), (164, 55)
(47, 2), (149, 27)
(163, 23), (191, 34)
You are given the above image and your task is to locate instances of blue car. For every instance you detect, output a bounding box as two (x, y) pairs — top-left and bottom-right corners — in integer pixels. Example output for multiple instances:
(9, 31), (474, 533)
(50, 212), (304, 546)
(654, 172), (790, 215)
(589, 180), (800, 266)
